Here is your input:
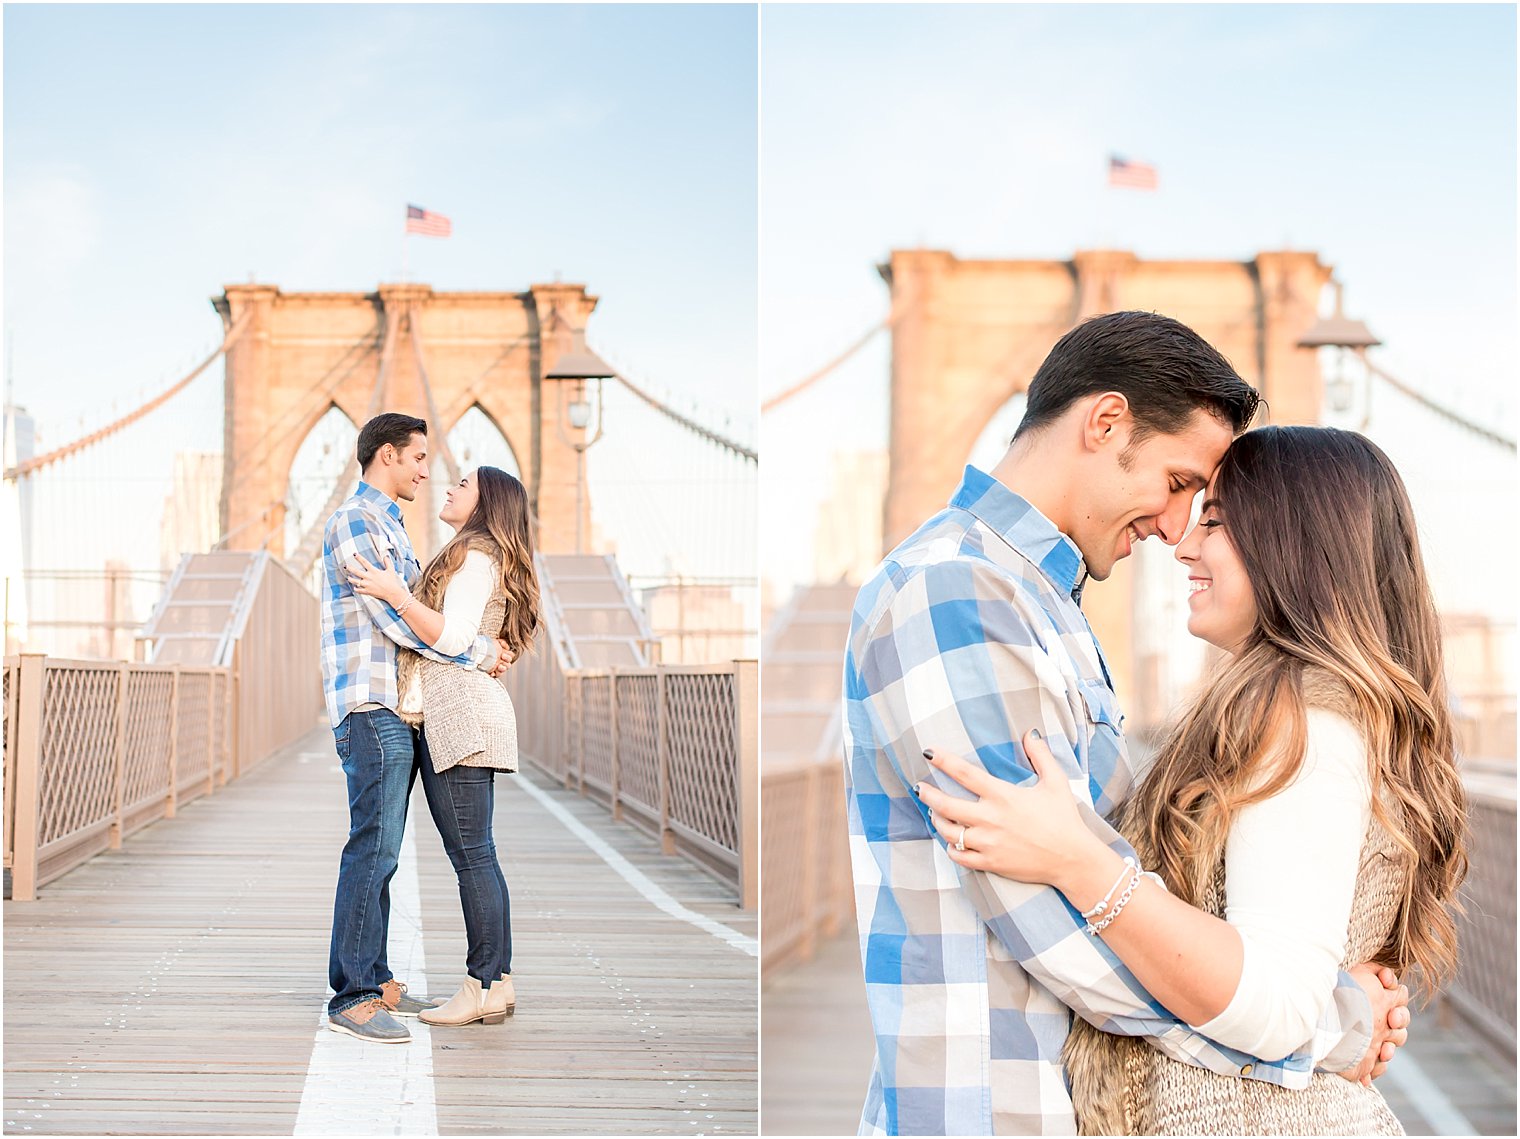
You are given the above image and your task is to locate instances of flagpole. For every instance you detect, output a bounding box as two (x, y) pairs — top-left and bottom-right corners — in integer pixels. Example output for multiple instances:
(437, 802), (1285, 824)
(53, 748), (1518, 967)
(402, 226), (410, 284)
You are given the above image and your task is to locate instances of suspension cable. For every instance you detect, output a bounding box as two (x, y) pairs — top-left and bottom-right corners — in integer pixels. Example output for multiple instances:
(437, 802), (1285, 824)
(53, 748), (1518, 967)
(760, 282), (921, 415)
(1356, 349), (1516, 453)
(5, 310), (253, 481)
(608, 368), (757, 463)
(283, 308), (403, 575)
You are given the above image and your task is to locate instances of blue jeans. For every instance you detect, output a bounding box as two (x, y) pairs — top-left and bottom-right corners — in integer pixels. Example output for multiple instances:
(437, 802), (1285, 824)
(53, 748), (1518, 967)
(328, 708), (419, 1014)
(418, 732), (512, 985)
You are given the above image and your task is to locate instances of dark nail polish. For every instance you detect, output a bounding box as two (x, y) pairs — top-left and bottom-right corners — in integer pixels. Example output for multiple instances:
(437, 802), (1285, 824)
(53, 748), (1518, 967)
(922, 748), (935, 760)
(1030, 729), (1042, 741)
(911, 783), (921, 798)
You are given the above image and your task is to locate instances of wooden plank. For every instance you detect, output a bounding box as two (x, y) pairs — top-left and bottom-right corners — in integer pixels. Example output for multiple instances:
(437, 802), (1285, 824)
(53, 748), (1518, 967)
(5, 725), (757, 1136)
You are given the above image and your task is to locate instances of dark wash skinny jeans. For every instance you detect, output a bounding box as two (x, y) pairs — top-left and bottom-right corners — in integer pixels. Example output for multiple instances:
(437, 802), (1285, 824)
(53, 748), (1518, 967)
(418, 730), (512, 986)
(328, 708), (419, 1015)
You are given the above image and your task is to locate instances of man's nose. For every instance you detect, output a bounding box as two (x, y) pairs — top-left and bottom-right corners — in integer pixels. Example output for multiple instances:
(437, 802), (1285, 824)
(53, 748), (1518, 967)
(1175, 527), (1200, 564)
(1155, 500), (1191, 546)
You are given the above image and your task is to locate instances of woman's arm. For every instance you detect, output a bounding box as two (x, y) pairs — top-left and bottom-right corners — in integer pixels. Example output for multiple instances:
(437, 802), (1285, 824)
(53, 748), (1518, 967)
(347, 550), (494, 656)
(916, 713), (1373, 1054)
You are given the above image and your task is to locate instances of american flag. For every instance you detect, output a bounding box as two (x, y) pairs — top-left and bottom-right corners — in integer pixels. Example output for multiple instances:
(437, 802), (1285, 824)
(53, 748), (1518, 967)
(405, 204), (452, 237)
(1108, 155), (1158, 191)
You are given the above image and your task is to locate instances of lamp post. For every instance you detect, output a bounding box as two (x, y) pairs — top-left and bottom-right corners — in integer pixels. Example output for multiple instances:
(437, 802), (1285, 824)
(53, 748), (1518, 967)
(1297, 279), (1381, 427)
(544, 325), (616, 555)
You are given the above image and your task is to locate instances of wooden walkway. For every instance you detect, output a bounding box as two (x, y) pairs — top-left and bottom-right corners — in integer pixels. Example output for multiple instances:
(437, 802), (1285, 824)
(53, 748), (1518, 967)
(4, 726), (757, 1136)
(762, 930), (1516, 1137)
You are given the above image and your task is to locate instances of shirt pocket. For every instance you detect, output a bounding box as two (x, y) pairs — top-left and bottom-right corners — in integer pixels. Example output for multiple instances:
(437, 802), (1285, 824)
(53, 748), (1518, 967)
(1077, 677), (1129, 813)
(1077, 677), (1123, 734)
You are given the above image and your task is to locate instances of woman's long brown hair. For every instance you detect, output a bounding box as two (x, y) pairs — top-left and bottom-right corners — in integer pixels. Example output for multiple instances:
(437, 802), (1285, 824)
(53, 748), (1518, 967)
(1132, 426), (1467, 997)
(414, 466), (540, 663)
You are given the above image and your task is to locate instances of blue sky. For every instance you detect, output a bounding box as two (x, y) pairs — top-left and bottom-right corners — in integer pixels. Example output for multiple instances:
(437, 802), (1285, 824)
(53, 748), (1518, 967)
(4, 3), (757, 585)
(760, 2), (1517, 619)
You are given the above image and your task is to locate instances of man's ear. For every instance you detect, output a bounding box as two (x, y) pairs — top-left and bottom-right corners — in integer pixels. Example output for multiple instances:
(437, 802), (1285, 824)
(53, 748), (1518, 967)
(1082, 392), (1131, 453)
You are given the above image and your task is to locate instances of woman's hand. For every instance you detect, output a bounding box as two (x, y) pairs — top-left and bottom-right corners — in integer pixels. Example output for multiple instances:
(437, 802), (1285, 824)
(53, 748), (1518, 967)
(915, 729), (1109, 892)
(347, 552), (410, 607)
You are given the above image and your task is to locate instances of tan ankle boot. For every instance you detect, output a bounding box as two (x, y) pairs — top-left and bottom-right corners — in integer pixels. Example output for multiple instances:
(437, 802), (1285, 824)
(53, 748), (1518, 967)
(419, 975), (486, 1027)
(483, 974), (515, 1023)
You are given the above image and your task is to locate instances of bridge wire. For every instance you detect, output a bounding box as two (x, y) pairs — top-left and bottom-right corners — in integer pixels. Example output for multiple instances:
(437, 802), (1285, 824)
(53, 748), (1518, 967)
(1356, 349), (1516, 453)
(759, 281), (921, 415)
(603, 365), (757, 464)
(214, 330), (537, 555)
(5, 310), (252, 481)
(283, 308), (404, 575)
(221, 326), (381, 483)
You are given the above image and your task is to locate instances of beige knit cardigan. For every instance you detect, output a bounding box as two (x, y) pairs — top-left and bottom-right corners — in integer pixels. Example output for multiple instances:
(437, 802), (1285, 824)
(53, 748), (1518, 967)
(1062, 678), (1408, 1136)
(396, 539), (519, 774)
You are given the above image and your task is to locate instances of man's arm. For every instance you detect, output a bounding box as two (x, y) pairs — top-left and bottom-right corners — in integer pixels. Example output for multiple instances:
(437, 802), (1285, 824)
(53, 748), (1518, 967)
(327, 513), (497, 670)
(856, 558), (1372, 1080)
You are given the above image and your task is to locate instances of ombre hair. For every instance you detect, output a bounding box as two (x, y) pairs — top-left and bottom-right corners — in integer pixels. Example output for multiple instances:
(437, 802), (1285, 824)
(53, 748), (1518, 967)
(415, 466), (541, 664)
(1130, 426), (1467, 997)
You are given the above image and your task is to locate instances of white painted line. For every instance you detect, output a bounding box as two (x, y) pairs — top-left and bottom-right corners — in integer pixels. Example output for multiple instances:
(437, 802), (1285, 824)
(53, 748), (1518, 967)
(514, 774), (759, 957)
(1379, 1049), (1475, 1136)
(295, 814), (439, 1136)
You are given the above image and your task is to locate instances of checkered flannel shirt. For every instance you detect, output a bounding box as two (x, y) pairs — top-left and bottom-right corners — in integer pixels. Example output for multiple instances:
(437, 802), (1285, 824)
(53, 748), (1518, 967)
(842, 465), (1374, 1136)
(320, 481), (495, 729)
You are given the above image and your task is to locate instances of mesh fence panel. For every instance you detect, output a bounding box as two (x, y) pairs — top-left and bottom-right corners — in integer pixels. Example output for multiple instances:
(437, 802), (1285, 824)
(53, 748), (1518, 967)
(1446, 789), (1517, 1055)
(36, 665), (119, 848)
(666, 672), (738, 854)
(122, 671), (174, 829)
(580, 675), (614, 791)
(3, 660), (15, 864)
(175, 672), (212, 800)
(616, 673), (661, 815)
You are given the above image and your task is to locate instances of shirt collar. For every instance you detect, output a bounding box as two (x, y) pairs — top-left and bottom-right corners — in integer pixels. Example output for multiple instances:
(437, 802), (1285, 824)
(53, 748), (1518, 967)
(949, 465), (1089, 602)
(355, 480), (403, 522)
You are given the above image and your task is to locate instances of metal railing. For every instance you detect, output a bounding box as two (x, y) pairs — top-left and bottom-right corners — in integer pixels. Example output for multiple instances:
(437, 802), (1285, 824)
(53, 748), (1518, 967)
(3, 553), (322, 900)
(3, 655), (228, 900)
(761, 756), (853, 978)
(504, 621), (758, 907)
(1443, 766), (1517, 1058)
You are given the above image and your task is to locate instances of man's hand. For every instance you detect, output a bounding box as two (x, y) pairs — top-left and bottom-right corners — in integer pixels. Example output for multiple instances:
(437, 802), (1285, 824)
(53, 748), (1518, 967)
(1339, 963), (1410, 1086)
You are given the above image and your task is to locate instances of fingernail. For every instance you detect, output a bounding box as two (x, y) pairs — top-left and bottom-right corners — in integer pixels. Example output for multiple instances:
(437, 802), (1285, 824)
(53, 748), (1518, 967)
(1030, 729), (1042, 741)
(911, 783), (922, 798)
(922, 748), (935, 760)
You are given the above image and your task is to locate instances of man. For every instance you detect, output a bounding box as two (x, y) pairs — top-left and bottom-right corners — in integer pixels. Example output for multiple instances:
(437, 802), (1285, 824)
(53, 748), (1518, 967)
(320, 412), (508, 1043)
(843, 312), (1409, 1134)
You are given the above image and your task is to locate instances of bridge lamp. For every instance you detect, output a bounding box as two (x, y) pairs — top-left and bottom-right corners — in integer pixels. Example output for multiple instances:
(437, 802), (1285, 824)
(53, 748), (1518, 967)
(1297, 280), (1380, 421)
(545, 333), (616, 554)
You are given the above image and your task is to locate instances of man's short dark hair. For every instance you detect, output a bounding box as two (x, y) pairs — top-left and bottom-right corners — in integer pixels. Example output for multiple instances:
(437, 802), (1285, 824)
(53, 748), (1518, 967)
(1013, 311), (1260, 444)
(357, 413), (428, 471)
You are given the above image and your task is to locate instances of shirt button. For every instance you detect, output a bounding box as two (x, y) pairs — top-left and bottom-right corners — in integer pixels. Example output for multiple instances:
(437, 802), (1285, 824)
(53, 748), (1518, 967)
(1240, 1064), (1254, 1075)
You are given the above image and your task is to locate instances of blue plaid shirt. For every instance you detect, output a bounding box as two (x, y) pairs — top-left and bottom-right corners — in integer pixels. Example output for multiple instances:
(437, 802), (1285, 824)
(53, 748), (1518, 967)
(843, 466), (1372, 1136)
(320, 482), (495, 728)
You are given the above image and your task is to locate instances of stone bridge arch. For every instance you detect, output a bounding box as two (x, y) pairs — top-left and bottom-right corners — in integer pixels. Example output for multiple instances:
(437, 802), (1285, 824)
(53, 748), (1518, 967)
(214, 281), (599, 565)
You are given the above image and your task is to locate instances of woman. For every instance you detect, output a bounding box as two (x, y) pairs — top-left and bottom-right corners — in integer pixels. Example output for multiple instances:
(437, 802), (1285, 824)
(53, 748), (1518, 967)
(916, 427), (1467, 1134)
(348, 465), (540, 1028)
